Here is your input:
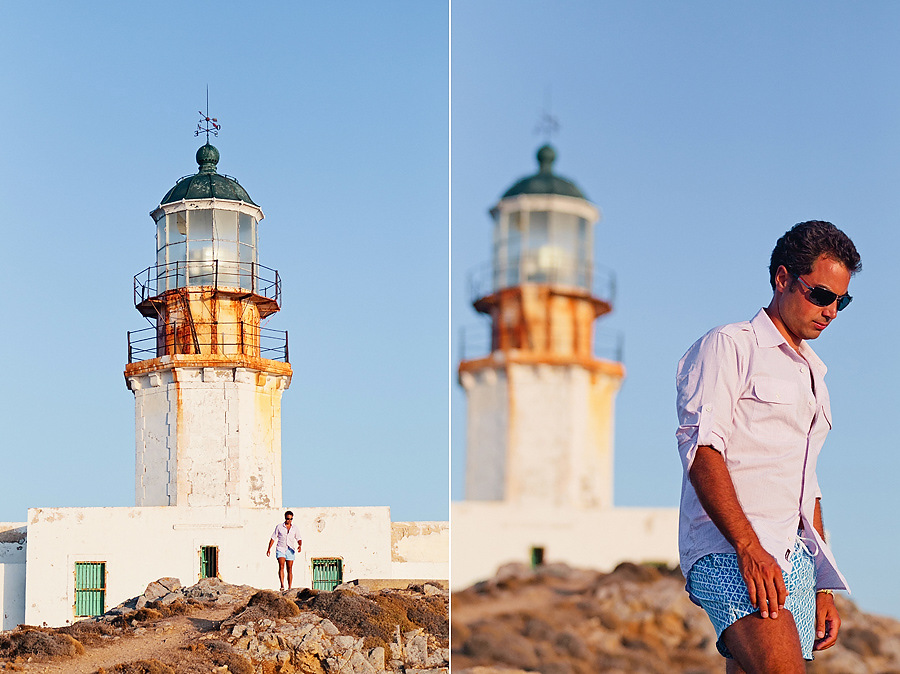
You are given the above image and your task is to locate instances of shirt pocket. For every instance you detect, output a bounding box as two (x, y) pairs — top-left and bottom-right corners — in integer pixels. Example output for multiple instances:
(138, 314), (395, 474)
(742, 377), (799, 446)
(750, 377), (794, 405)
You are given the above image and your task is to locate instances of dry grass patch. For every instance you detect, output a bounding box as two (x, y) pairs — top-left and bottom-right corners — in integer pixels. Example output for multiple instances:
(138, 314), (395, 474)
(97, 660), (175, 674)
(300, 589), (448, 652)
(223, 589), (301, 629)
(111, 599), (198, 630)
(0, 627), (84, 659)
(182, 641), (254, 674)
(246, 590), (301, 619)
(57, 620), (118, 647)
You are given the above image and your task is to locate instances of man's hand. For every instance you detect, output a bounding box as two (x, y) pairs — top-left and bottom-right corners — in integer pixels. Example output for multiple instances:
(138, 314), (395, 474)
(814, 592), (841, 650)
(735, 541), (788, 619)
(266, 549), (271, 557)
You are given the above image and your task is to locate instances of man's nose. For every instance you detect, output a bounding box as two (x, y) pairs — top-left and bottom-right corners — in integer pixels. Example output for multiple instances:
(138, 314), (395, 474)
(823, 302), (839, 319)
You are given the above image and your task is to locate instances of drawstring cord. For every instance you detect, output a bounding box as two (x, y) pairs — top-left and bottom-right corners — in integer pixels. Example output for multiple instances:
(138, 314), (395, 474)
(796, 529), (819, 558)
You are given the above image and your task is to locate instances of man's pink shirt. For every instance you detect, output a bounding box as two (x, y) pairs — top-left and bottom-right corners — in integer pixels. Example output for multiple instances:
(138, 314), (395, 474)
(676, 308), (848, 592)
(271, 522), (302, 553)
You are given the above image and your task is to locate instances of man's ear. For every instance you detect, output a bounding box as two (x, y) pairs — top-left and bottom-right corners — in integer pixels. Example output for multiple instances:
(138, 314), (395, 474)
(774, 265), (792, 293)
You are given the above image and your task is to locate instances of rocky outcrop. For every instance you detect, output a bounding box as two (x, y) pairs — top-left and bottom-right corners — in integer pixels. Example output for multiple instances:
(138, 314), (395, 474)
(101, 577), (449, 673)
(452, 562), (900, 674)
(99, 576), (258, 619)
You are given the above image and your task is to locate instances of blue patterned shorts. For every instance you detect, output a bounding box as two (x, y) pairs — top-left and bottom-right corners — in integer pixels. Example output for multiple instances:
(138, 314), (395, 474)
(276, 547), (296, 561)
(687, 536), (817, 660)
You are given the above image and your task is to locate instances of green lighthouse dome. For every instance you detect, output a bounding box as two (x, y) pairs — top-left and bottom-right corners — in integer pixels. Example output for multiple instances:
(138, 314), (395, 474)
(159, 143), (256, 206)
(502, 144), (586, 200)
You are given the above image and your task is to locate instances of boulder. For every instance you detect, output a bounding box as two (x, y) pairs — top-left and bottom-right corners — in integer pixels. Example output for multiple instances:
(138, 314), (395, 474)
(143, 577), (181, 601)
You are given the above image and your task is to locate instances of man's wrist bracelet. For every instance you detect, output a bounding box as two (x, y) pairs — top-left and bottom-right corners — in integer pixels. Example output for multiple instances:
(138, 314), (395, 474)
(817, 589), (834, 595)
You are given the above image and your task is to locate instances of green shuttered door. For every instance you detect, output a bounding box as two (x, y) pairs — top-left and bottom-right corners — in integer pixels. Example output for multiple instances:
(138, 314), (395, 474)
(75, 562), (106, 617)
(312, 558), (342, 591)
(200, 546), (218, 579)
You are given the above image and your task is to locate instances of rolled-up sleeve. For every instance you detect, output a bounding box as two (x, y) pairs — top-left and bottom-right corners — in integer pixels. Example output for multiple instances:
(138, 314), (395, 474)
(676, 330), (743, 471)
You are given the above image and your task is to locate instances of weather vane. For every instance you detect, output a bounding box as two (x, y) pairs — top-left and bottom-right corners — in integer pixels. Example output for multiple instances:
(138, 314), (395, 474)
(534, 86), (559, 142)
(195, 87), (220, 141)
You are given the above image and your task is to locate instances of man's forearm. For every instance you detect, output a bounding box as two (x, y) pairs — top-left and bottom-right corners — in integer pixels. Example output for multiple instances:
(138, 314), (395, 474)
(689, 445), (761, 553)
(690, 445), (787, 617)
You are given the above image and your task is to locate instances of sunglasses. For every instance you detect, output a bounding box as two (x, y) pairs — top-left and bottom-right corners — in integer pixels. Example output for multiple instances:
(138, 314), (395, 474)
(792, 273), (852, 311)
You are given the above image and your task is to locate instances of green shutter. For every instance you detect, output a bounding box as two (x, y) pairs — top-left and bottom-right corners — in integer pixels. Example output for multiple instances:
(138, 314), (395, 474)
(75, 562), (106, 617)
(200, 546), (218, 579)
(312, 558), (343, 591)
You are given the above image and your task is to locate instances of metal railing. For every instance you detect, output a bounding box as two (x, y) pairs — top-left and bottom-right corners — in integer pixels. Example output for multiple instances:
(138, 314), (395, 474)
(133, 260), (281, 307)
(467, 258), (616, 304)
(127, 322), (289, 363)
(457, 323), (623, 363)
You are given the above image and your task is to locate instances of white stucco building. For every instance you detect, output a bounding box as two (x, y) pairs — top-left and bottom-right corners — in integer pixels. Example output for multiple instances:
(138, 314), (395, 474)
(451, 145), (677, 589)
(0, 142), (447, 630)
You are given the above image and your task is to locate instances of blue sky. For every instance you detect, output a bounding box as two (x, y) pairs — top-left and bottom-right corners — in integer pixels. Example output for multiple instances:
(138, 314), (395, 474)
(451, 2), (900, 619)
(0, 3), (448, 523)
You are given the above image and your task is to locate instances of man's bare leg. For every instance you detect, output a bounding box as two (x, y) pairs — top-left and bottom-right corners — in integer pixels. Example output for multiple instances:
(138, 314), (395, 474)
(277, 557), (286, 590)
(720, 610), (805, 674)
(726, 659), (747, 674)
(285, 560), (294, 590)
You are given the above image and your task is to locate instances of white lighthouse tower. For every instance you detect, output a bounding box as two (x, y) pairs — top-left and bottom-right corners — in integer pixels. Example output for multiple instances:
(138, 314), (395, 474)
(125, 142), (291, 509)
(451, 145), (677, 588)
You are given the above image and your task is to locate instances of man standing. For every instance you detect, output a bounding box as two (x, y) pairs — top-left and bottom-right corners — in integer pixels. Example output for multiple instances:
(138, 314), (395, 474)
(676, 221), (861, 673)
(266, 510), (302, 591)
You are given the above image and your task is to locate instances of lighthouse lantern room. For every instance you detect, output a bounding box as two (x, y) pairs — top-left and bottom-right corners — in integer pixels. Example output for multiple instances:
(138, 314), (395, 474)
(125, 142), (292, 510)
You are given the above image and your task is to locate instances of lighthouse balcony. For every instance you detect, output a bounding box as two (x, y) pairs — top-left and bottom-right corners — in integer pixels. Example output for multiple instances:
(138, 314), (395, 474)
(133, 260), (281, 318)
(467, 258), (616, 306)
(127, 323), (289, 364)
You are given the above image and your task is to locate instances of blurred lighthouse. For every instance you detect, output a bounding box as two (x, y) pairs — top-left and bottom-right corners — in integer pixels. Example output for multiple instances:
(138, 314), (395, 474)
(459, 144), (624, 509)
(124, 140), (292, 509)
(452, 144), (677, 589)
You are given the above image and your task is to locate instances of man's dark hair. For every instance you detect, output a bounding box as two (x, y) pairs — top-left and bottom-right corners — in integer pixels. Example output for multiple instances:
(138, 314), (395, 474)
(284, 510), (293, 518)
(769, 220), (861, 290)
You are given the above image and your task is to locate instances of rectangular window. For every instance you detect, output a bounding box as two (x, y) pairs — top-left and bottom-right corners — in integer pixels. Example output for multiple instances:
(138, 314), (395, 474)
(75, 562), (106, 617)
(215, 240), (239, 267)
(505, 212), (522, 288)
(190, 210), (213, 240)
(174, 212), (188, 238)
(239, 213), (255, 246)
(214, 209), (239, 242)
(200, 546), (218, 579)
(530, 547), (545, 568)
(312, 558), (343, 591)
(156, 215), (166, 250)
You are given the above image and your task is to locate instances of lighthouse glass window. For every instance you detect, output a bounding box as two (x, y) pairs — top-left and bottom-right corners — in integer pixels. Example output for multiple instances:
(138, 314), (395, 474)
(159, 210), (257, 291)
(497, 210), (590, 290)
(213, 210), (240, 287)
(187, 210), (215, 285)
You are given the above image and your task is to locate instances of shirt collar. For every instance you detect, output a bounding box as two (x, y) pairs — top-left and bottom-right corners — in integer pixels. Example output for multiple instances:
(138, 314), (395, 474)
(750, 308), (828, 375)
(750, 308), (786, 348)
